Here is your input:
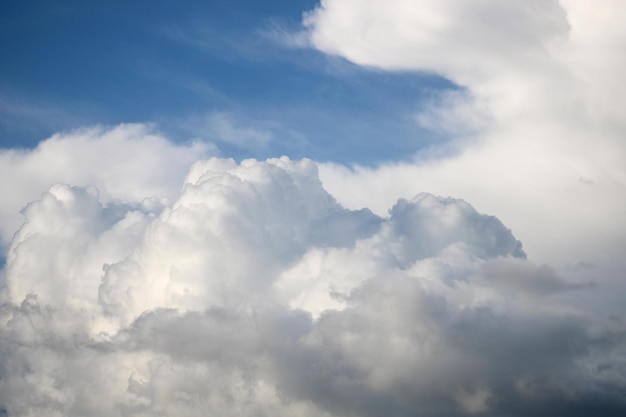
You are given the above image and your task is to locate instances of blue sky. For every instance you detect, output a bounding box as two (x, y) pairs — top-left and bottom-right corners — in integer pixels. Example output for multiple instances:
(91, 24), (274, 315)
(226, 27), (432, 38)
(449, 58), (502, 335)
(0, 0), (453, 164)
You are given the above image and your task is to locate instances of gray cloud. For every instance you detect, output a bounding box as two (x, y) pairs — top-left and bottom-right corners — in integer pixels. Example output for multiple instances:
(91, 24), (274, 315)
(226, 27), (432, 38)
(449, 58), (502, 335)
(1, 156), (625, 416)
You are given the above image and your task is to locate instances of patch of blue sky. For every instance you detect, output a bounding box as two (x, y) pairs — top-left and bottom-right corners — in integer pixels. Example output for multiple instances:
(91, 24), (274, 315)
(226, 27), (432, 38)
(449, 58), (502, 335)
(0, 0), (458, 166)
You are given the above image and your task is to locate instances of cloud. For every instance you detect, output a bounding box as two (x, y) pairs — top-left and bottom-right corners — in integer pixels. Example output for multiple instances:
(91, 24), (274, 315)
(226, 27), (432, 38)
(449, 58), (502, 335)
(1, 155), (625, 416)
(0, 124), (215, 248)
(303, 0), (626, 267)
(414, 89), (490, 138)
(186, 112), (274, 150)
(480, 257), (592, 296)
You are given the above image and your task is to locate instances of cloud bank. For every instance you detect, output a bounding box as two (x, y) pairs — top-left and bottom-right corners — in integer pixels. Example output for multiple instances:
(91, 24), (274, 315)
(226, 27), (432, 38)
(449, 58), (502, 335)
(306, 0), (626, 266)
(1, 153), (626, 416)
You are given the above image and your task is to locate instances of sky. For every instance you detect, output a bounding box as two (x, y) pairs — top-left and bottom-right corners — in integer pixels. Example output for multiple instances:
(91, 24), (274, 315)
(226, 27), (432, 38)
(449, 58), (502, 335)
(1, 1), (626, 416)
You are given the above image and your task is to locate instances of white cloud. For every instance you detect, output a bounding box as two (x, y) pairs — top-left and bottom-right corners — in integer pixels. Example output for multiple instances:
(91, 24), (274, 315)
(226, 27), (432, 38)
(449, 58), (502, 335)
(304, 0), (570, 84)
(0, 124), (215, 248)
(1, 155), (625, 416)
(304, 0), (626, 266)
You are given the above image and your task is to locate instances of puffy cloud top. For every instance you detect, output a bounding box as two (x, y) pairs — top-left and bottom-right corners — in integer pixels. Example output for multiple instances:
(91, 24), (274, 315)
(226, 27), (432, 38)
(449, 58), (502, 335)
(0, 124), (214, 249)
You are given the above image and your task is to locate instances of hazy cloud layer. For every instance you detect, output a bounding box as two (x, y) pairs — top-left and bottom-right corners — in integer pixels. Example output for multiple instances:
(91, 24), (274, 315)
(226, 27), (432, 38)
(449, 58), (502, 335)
(1, 156), (625, 416)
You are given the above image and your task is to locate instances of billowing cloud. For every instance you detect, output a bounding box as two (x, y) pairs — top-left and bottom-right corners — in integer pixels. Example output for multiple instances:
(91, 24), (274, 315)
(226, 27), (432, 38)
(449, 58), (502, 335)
(1, 156), (625, 416)
(304, 0), (626, 267)
(0, 124), (215, 248)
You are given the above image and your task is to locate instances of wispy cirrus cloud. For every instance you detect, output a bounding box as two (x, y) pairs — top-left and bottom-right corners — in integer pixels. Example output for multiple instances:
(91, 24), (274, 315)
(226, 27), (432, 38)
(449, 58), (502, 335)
(186, 111), (273, 149)
(0, 88), (99, 147)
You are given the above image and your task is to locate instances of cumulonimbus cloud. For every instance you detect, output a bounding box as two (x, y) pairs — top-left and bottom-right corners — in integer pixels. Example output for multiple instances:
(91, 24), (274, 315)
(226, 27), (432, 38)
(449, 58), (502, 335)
(1, 152), (625, 416)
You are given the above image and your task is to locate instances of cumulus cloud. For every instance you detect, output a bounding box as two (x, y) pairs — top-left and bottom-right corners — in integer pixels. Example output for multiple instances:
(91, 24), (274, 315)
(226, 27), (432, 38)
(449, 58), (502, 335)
(304, 0), (626, 266)
(0, 124), (214, 248)
(1, 156), (625, 416)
